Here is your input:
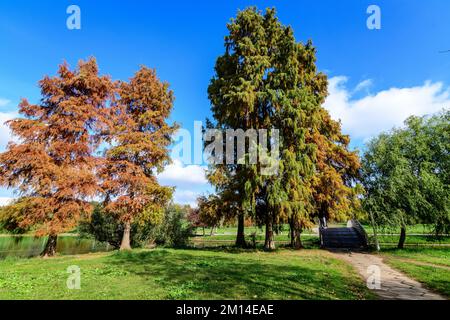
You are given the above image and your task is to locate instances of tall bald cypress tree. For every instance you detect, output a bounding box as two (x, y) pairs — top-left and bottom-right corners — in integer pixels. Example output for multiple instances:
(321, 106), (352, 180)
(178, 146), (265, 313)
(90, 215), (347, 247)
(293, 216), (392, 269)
(209, 7), (361, 250)
(100, 67), (176, 250)
(0, 58), (114, 256)
(208, 7), (279, 249)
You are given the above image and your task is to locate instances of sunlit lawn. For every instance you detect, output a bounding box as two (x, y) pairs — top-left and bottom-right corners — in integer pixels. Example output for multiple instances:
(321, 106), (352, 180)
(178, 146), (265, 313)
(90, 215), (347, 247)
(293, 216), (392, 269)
(0, 248), (375, 300)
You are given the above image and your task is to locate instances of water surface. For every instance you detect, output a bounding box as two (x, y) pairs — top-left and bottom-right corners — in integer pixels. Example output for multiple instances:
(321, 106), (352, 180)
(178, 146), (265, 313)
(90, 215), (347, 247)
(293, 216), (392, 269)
(0, 235), (112, 259)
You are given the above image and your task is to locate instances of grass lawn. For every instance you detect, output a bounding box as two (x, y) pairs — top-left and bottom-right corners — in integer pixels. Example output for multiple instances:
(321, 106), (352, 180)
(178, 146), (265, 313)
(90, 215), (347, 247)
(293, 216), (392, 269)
(381, 248), (450, 297)
(0, 248), (375, 300)
(196, 224), (449, 245)
(199, 225), (315, 236)
(371, 235), (450, 245)
(192, 231), (449, 248)
(363, 224), (442, 235)
(191, 234), (319, 243)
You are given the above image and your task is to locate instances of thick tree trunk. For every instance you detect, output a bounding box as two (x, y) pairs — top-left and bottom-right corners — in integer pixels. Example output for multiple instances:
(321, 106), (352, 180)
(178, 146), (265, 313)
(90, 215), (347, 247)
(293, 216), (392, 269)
(398, 226), (406, 249)
(289, 219), (295, 247)
(235, 213), (246, 248)
(289, 219), (303, 250)
(210, 226), (215, 236)
(120, 221), (132, 251)
(41, 234), (58, 258)
(264, 218), (275, 251)
(292, 229), (303, 249)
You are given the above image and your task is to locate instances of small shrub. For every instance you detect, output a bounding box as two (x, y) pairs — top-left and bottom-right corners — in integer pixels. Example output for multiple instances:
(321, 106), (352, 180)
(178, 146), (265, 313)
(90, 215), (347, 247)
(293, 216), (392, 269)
(79, 203), (192, 249)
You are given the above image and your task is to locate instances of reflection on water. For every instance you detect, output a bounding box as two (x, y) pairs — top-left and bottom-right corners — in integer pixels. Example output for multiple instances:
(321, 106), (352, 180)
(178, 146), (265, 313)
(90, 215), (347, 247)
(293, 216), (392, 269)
(0, 235), (113, 259)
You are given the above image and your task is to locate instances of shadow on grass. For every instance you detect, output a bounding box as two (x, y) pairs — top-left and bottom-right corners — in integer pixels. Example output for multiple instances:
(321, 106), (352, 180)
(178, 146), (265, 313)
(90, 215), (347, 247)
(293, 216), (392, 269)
(185, 238), (320, 253)
(103, 248), (370, 300)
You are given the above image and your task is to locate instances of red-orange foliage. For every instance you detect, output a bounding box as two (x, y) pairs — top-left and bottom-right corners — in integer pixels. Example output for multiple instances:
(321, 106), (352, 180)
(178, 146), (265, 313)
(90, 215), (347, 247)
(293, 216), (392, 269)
(0, 58), (114, 255)
(309, 108), (362, 223)
(0, 59), (177, 254)
(99, 67), (177, 250)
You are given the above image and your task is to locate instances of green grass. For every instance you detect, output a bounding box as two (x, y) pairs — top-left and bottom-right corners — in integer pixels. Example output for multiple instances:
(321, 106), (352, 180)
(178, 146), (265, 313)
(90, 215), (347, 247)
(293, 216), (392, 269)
(0, 248), (375, 300)
(193, 229), (449, 248)
(199, 225), (315, 236)
(369, 235), (450, 246)
(191, 234), (318, 242)
(363, 224), (446, 235)
(381, 248), (450, 297)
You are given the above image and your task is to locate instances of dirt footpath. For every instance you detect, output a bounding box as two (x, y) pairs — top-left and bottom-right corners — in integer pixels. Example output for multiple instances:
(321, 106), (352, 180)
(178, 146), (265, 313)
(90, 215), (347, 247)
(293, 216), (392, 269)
(331, 251), (445, 300)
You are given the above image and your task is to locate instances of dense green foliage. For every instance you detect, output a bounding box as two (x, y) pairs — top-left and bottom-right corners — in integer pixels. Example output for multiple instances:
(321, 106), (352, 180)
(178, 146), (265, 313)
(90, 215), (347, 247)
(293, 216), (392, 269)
(79, 204), (192, 249)
(362, 111), (450, 247)
(147, 205), (193, 247)
(0, 198), (33, 234)
(78, 204), (131, 249)
(206, 7), (361, 250)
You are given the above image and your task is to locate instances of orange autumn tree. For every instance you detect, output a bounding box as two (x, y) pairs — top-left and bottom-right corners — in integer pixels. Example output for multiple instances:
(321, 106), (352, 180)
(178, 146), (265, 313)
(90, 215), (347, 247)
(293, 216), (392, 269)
(0, 58), (114, 256)
(101, 67), (176, 250)
(309, 108), (362, 226)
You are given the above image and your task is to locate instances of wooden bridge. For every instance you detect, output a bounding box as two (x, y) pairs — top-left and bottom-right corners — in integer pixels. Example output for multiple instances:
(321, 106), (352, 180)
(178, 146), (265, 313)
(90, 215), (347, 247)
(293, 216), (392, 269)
(319, 220), (369, 250)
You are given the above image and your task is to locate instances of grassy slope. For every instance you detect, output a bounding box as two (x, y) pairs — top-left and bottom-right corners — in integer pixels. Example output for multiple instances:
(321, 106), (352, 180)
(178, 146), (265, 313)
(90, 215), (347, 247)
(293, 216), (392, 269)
(381, 248), (450, 298)
(0, 248), (375, 300)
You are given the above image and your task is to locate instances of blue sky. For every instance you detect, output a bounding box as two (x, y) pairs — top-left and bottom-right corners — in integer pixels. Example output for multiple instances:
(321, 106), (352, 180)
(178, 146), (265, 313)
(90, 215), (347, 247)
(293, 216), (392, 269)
(1, 0), (449, 205)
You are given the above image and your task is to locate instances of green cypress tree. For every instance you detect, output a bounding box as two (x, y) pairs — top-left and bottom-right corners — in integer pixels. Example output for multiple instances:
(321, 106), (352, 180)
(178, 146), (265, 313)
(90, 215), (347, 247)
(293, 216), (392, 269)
(209, 7), (361, 250)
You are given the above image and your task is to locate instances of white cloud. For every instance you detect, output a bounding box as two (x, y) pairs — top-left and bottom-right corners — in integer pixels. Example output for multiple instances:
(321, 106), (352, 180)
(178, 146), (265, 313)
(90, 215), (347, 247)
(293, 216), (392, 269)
(0, 99), (10, 107)
(353, 79), (373, 93)
(173, 190), (200, 208)
(324, 77), (450, 141)
(0, 112), (17, 150)
(157, 159), (209, 207)
(0, 197), (13, 207)
(157, 159), (207, 187)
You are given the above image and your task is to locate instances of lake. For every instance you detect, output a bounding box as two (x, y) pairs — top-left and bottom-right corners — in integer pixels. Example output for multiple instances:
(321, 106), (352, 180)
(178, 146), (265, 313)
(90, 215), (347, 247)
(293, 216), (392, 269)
(0, 235), (113, 259)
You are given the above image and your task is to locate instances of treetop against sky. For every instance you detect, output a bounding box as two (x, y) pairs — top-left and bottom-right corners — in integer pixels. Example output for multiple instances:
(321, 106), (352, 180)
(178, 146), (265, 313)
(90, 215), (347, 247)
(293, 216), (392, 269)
(0, 0), (449, 206)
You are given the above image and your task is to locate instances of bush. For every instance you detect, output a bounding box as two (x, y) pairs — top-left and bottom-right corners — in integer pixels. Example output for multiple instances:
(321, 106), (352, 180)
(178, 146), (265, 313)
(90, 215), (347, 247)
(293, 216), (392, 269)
(149, 204), (193, 247)
(0, 198), (33, 234)
(78, 203), (193, 249)
(78, 204), (125, 249)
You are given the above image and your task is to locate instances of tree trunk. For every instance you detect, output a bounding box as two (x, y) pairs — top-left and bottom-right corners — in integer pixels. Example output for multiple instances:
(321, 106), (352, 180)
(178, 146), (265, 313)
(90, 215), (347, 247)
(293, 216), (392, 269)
(210, 226), (215, 236)
(289, 218), (294, 247)
(264, 218), (275, 251)
(41, 234), (58, 258)
(120, 221), (132, 251)
(289, 219), (303, 249)
(202, 227), (205, 236)
(398, 226), (406, 249)
(235, 213), (246, 248)
(292, 229), (303, 249)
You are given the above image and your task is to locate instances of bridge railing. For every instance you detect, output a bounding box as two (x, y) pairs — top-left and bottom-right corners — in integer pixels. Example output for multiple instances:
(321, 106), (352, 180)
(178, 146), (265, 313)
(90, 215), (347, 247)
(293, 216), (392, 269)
(347, 219), (369, 248)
